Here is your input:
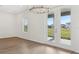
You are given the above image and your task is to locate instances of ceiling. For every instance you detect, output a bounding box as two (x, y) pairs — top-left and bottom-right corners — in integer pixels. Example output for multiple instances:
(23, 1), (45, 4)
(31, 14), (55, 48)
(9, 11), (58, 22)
(0, 5), (58, 14)
(0, 5), (30, 14)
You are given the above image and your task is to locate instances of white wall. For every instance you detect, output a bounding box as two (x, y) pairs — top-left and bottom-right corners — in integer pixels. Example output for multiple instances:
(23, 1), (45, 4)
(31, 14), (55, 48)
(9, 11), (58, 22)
(71, 6), (79, 52)
(0, 12), (16, 38)
(16, 12), (48, 41)
(16, 12), (29, 39)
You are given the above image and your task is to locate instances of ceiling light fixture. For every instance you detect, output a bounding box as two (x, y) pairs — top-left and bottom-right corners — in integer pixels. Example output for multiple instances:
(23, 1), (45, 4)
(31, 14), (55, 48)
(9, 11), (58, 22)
(29, 6), (50, 14)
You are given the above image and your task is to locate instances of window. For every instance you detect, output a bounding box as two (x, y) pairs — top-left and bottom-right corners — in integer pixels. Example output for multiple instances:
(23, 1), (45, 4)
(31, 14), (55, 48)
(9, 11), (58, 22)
(60, 9), (71, 45)
(48, 14), (54, 41)
(23, 18), (28, 32)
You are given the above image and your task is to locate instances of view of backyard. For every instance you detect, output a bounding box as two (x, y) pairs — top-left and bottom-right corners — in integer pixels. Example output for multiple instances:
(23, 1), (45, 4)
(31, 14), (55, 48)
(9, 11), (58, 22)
(48, 16), (54, 40)
(61, 15), (71, 40)
(48, 15), (71, 40)
(48, 27), (70, 40)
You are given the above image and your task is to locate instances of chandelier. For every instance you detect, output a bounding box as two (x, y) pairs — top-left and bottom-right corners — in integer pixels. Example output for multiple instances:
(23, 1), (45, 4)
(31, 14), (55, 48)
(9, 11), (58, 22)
(29, 6), (50, 14)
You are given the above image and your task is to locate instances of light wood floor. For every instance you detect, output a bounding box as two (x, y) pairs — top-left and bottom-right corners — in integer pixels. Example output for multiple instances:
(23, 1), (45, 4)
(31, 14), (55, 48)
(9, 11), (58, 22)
(0, 37), (74, 54)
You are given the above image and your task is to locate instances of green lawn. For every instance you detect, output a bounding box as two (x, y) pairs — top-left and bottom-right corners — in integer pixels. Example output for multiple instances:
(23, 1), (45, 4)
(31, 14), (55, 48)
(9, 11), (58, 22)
(48, 27), (70, 40)
(61, 28), (70, 40)
(48, 28), (54, 37)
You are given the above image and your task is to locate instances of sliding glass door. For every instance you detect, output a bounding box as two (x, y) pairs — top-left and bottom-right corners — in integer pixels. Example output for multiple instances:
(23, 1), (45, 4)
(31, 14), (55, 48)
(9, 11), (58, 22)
(48, 14), (54, 41)
(47, 7), (71, 45)
(60, 9), (71, 45)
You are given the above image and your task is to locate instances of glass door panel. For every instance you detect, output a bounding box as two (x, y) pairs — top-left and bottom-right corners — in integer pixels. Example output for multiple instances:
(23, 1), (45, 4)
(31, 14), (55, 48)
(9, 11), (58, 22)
(48, 14), (54, 41)
(60, 9), (71, 45)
